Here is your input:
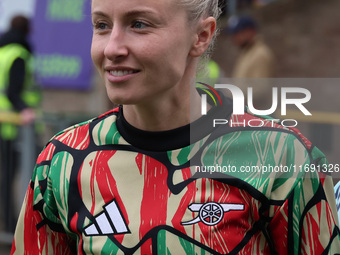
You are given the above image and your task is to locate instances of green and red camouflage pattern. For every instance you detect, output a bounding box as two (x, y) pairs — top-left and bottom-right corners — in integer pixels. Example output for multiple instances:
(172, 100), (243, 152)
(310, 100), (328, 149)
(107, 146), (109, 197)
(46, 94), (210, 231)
(11, 108), (340, 254)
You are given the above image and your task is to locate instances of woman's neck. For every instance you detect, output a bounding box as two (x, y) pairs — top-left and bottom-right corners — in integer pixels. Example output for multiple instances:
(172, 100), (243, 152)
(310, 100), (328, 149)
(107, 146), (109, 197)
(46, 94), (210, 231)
(122, 85), (203, 132)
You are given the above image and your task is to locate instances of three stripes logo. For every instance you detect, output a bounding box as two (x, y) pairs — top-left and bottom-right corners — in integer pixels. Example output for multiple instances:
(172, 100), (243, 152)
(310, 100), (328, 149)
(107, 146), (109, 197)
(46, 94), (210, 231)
(84, 199), (130, 236)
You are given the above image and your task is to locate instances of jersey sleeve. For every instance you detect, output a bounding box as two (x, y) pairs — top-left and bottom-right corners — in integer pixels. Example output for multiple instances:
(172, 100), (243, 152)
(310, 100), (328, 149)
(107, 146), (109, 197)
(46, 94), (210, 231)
(10, 143), (77, 255)
(269, 147), (340, 255)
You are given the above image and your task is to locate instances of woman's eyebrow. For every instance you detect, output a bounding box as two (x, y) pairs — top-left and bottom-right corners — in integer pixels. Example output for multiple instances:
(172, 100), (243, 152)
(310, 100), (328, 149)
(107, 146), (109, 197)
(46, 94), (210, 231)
(91, 8), (164, 23)
(124, 9), (157, 18)
(91, 11), (109, 19)
(124, 9), (165, 24)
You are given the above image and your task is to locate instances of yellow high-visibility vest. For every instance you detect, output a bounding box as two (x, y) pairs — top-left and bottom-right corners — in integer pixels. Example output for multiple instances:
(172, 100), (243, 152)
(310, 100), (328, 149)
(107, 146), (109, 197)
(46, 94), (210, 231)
(0, 43), (41, 140)
(197, 60), (221, 87)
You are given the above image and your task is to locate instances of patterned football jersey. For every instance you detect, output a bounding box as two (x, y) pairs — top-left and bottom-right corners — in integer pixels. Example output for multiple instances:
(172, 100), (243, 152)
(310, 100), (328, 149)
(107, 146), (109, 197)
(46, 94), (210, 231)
(11, 98), (340, 254)
(334, 182), (340, 226)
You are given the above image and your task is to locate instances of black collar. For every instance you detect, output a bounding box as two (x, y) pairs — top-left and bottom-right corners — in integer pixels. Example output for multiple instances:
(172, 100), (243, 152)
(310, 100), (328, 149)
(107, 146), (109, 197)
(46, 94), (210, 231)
(116, 93), (232, 151)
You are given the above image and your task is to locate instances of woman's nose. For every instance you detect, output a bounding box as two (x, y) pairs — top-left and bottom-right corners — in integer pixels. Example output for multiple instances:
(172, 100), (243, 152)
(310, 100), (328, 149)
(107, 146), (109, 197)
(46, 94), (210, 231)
(104, 27), (128, 61)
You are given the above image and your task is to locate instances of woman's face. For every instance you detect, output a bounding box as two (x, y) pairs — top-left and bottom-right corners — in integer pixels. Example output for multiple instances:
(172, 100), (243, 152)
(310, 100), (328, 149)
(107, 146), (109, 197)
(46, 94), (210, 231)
(91, 0), (198, 105)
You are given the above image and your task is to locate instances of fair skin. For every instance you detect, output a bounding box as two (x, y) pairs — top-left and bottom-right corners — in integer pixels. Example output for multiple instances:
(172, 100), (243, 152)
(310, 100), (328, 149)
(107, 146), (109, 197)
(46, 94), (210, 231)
(91, 0), (216, 131)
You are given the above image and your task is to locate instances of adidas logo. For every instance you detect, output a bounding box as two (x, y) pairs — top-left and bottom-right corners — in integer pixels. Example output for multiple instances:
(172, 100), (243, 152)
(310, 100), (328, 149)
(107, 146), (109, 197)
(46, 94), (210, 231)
(84, 199), (130, 236)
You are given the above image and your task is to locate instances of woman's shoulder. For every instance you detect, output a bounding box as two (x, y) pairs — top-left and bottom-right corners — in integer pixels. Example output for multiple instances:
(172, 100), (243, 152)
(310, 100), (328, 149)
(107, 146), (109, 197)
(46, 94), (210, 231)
(54, 107), (119, 137)
(229, 109), (313, 150)
(39, 108), (121, 156)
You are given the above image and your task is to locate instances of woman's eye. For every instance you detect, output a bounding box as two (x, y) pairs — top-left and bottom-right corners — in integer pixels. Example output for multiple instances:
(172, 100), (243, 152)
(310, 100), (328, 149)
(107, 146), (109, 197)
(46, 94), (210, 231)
(99, 23), (107, 30)
(132, 21), (148, 29)
(93, 22), (108, 30)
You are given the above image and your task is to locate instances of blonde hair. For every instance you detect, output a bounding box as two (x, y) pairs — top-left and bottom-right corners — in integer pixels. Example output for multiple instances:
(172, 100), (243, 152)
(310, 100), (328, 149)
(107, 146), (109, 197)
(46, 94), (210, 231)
(178, 0), (222, 68)
(179, 0), (221, 22)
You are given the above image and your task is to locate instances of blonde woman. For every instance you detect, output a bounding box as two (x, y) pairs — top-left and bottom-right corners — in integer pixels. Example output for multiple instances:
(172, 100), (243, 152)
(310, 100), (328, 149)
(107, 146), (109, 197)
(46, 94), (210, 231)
(11, 0), (340, 254)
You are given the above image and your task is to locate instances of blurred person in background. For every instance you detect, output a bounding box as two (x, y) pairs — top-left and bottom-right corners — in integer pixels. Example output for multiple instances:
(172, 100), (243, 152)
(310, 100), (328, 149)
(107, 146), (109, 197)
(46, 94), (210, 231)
(0, 15), (40, 232)
(10, 0), (340, 254)
(197, 59), (223, 86)
(227, 14), (275, 109)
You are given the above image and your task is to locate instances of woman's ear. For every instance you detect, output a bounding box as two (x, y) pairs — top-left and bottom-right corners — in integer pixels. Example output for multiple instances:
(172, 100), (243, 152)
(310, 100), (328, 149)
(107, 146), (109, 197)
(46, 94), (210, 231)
(189, 17), (216, 57)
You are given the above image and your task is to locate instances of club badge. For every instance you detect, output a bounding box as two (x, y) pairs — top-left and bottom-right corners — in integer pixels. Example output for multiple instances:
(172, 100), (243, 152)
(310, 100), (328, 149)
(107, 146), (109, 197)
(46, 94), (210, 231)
(181, 202), (244, 226)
